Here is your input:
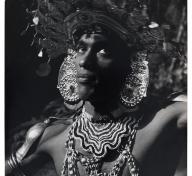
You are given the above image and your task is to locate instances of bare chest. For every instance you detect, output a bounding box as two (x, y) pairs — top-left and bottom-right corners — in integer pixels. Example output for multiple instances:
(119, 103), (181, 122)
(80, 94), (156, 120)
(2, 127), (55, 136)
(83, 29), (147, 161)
(44, 111), (184, 176)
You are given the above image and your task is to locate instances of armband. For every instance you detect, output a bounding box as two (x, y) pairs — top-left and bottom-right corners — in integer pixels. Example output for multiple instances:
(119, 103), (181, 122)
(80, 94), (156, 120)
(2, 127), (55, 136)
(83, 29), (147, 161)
(15, 118), (51, 162)
(7, 153), (25, 176)
(6, 118), (51, 176)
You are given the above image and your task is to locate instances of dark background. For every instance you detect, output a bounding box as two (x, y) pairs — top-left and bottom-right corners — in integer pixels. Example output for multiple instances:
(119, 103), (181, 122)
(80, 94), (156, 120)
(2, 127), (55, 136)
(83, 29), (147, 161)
(5, 0), (187, 151)
(5, 0), (64, 137)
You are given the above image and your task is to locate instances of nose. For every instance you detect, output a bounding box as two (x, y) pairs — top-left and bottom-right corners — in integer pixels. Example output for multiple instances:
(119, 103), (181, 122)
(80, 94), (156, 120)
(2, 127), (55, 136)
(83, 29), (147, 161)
(79, 49), (94, 69)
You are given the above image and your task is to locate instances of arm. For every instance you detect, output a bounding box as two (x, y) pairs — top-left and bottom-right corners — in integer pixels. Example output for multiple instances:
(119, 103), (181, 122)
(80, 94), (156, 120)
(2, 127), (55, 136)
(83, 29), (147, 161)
(154, 93), (187, 130)
(172, 94), (187, 129)
(6, 119), (51, 176)
(133, 94), (187, 176)
(6, 151), (50, 176)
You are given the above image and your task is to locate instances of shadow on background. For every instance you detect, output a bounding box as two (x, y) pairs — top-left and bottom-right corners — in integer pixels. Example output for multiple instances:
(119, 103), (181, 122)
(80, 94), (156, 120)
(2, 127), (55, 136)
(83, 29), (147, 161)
(5, 0), (63, 140)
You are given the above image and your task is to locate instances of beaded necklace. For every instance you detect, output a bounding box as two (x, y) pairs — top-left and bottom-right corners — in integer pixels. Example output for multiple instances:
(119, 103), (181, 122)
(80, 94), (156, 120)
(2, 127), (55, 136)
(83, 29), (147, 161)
(61, 108), (140, 176)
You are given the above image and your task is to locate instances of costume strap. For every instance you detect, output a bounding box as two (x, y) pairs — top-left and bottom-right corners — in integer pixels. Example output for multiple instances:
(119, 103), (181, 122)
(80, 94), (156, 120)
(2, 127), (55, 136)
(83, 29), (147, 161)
(167, 91), (187, 102)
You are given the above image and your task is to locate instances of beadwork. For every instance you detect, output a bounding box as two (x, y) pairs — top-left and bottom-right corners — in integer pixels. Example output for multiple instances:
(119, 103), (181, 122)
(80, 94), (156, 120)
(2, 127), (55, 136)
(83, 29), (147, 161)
(61, 108), (140, 176)
(57, 50), (80, 103)
(120, 51), (149, 107)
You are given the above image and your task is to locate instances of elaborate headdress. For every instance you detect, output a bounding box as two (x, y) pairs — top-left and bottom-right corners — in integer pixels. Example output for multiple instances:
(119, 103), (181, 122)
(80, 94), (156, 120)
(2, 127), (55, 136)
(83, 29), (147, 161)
(32, 0), (165, 106)
(34, 0), (164, 59)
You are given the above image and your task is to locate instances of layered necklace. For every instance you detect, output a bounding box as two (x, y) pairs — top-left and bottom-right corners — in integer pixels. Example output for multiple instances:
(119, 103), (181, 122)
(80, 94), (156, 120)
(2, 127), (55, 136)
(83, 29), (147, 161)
(61, 106), (141, 176)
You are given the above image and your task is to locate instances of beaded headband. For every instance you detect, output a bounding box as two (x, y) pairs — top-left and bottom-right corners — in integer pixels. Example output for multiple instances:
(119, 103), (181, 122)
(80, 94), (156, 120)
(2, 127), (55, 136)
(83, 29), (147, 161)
(33, 0), (164, 59)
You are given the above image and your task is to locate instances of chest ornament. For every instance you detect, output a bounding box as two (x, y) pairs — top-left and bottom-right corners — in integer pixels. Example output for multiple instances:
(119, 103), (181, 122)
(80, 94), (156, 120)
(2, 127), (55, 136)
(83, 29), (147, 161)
(61, 108), (141, 176)
(73, 107), (137, 159)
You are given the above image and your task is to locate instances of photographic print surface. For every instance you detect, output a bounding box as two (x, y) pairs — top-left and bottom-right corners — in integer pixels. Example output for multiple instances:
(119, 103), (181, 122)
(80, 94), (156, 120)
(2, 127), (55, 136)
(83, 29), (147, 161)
(5, 1), (187, 176)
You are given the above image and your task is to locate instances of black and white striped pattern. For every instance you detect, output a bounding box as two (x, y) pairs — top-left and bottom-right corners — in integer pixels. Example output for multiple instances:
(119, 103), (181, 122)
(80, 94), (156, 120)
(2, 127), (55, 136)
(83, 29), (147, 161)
(73, 113), (137, 158)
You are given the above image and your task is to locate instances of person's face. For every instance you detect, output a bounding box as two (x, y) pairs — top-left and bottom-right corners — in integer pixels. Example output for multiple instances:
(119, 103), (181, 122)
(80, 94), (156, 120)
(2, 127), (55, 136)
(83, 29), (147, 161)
(74, 33), (130, 102)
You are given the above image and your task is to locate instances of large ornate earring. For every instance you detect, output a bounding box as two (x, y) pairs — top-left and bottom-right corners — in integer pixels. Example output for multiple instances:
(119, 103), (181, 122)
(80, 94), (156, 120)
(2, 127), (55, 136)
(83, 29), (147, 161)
(120, 51), (149, 107)
(57, 49), (80, 103)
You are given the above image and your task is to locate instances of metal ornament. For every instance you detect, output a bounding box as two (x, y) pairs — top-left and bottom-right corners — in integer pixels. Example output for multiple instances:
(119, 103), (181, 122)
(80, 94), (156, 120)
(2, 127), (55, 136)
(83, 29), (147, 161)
(61, 110), (140, 176)
(57, 50), (80, 103)
(34, 0), (165, 68)
(73, 107), (138, 159)
(120, 51), (149, 107)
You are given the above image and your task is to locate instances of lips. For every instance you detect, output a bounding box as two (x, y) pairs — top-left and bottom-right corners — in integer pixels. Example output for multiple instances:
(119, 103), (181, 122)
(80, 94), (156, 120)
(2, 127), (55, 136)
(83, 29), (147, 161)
(77, 73), (96, 84)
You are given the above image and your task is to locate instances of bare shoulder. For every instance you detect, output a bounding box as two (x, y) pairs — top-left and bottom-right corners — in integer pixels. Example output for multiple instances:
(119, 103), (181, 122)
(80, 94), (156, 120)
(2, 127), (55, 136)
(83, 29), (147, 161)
(37, 120), (72, 152)
(11, 119), (72, 175)
(139, 94), (187, 133)
(154, 94), (187, 129)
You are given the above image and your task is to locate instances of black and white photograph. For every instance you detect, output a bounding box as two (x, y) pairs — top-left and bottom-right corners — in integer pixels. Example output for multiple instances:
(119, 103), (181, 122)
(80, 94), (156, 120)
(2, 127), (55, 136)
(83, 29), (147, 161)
(5, 0), (187, 176)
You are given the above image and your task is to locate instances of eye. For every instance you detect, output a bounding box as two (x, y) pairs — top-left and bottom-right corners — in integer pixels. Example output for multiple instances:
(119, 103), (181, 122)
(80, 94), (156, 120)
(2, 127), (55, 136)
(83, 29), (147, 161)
(76, 44), (87, 54)
(78, 47), (86, 53)
(97, 49), (111, 57)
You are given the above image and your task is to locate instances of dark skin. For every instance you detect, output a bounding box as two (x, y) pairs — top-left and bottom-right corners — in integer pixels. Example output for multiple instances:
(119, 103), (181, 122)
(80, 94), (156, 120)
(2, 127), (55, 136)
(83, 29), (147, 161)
(74, 33), (131, 111)
(6, 34), (187, 176)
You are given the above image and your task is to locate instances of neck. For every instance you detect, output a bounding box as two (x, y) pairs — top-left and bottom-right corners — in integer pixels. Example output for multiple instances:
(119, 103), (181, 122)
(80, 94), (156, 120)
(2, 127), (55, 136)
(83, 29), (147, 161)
(84, 98), (132, 121)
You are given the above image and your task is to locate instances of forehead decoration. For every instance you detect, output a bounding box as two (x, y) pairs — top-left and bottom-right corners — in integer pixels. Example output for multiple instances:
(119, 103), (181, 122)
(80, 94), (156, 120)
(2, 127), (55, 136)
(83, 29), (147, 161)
(33, 0), (164, 59)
